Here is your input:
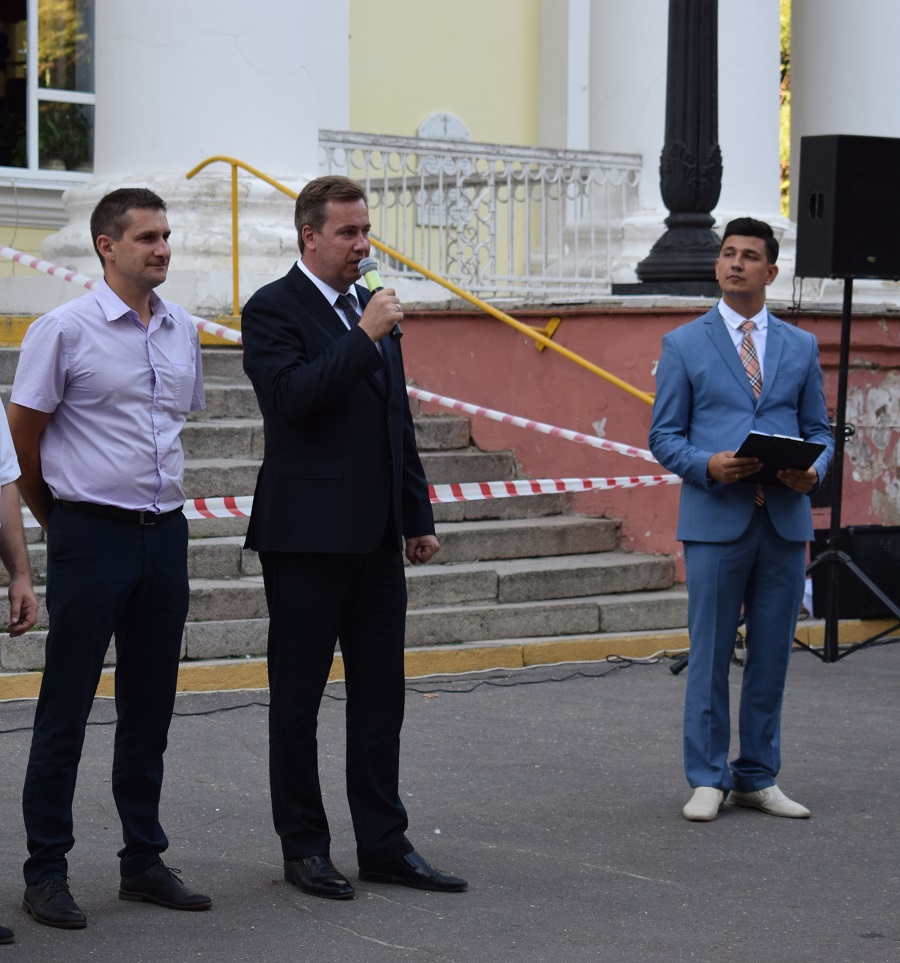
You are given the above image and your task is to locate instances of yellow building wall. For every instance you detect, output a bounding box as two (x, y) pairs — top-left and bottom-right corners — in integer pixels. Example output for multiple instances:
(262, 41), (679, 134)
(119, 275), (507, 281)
(0, 226), (52, 278)
(349, 0), (541, 146)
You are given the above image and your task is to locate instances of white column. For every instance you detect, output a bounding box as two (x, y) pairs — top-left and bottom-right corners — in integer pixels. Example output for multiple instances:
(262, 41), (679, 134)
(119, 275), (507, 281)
(587, 0), (668, 213)
(538, 0), (592, 151)
(565, 0), (591, 152)
(790, 0), (900, 303)
(317, 0), (351, 132)
(716, 0), (782, 221)
(792, 0), (900, 158)
(716, 0), (800, 298)
(43, 0), (323, 314)
(596, 0), (785, 286)
(549, 0), (666, 284)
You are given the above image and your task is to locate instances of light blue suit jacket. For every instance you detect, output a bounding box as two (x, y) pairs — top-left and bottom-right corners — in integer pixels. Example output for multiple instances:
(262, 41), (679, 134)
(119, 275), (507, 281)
(649, 306), (834, 543)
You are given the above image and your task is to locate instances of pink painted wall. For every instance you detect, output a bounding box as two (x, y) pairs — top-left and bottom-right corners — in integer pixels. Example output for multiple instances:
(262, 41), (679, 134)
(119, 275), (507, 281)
(401, 305), (900, 578)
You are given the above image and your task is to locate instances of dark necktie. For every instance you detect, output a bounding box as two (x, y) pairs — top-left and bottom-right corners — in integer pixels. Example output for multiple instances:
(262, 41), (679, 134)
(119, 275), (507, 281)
(739, 320), (765, 506)
(335, 293), (386, 395)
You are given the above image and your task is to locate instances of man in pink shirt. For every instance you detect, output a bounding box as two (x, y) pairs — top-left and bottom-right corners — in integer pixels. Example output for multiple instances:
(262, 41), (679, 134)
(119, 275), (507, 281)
(8, 188), (209, 929)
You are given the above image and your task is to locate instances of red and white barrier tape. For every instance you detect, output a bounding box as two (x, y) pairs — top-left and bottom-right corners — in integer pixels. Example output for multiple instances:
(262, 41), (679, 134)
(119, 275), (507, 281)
(192, 319), (243, 344)
(184, 495), (253, 519)
(0, 244), (242, 345)
(1, 249), (649, 462)
(1, 246), (99, 290)
(4, 248), (669, 505)
(428, 474), (680, 504)
(21, 475), (679, 528)
(407, 386), (656, 464)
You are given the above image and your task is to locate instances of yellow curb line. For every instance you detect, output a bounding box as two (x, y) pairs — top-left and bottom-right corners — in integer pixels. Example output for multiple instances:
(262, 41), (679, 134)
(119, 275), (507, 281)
(2, 619), (894, 701)
(0, 316), (240, 348)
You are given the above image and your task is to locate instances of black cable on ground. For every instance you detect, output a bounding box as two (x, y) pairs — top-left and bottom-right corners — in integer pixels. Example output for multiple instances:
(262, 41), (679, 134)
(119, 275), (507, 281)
(0, 653), (691, 734)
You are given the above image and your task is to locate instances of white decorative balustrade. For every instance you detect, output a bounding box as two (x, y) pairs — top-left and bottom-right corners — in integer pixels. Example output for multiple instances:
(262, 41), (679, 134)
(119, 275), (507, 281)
(319, 131), (642, 299)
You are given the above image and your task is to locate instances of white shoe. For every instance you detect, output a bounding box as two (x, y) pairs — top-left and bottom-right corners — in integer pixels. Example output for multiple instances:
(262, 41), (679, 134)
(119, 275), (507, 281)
(682, 787), (725, 821)
(729, 785), (810, 818)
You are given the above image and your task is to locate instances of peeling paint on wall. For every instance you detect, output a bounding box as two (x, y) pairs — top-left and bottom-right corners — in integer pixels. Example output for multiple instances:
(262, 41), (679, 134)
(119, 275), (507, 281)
(845, 372), (900, 524)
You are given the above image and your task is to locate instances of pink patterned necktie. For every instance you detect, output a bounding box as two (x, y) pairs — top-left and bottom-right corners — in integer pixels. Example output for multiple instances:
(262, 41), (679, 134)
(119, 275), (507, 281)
(335, 293), (386, 395)
(739, 320), (762, 398)
(739, 320), (765, 505)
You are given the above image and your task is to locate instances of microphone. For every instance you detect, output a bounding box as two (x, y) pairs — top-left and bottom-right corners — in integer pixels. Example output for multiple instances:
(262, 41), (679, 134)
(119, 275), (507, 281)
(358, 256), (402, 340)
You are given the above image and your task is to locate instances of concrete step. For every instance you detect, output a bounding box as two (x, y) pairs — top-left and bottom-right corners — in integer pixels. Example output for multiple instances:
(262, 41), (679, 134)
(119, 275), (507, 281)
(433, 516), (620, 564)
(26, 517), (621, 585)
(183, 584), (690, 654)
(405, 552), (674, 608)
(26, 535), (259, 586)
(2, 583), (688, 669)
(190, 382), (260, 420)
(201, 347), (245, 380)
(431, 492), (568, 523)
(187, 577), (268, 622)
(185, 412), (468, 458)
(187, 515), (251, 539)
(404, 587), (689, 647)
(183, 459), (260, 499)
(0, 347), (19, 384)
(414, 416), (470, 451)
(1, 345), (686, 673)
(1, 615), (271, 669)
(18, 575), (270, 629)
(180, 419), (265, 460)
(420, 449), (517, 485)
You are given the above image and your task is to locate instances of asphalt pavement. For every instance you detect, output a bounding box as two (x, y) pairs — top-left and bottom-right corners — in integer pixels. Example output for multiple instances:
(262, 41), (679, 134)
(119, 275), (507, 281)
(0, 641), (897, 962)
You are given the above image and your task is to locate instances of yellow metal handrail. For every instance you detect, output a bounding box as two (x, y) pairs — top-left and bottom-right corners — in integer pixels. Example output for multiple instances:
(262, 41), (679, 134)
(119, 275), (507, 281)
(185, 155), (654, 406)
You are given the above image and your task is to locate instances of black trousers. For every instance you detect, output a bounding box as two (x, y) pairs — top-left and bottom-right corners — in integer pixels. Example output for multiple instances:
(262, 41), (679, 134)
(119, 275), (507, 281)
(260, 539), (413, 866)
(22, 505), (189, 883)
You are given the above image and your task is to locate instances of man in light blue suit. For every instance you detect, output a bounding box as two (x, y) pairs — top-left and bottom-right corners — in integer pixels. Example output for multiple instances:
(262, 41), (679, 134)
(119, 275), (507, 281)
(649, 218), (833, 822)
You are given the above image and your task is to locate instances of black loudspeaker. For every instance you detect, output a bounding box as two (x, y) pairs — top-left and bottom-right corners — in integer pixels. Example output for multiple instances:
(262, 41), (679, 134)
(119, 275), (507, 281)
(811, 525), (900, 619)
(795, 134), (900, 280)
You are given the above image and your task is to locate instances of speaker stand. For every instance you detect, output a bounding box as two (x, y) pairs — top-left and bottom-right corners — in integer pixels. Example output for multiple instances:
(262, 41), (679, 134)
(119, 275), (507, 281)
(801, 277), (900, 662)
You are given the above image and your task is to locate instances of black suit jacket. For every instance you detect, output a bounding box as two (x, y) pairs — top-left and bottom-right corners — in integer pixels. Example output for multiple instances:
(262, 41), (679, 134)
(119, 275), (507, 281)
(241, 264), (434, 554)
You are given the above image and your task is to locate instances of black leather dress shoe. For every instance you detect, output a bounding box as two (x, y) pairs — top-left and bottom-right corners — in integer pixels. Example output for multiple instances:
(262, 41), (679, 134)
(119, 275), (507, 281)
(119, 862), (211, 910)
(22, 876), (87, 929)
(284, 856), (354, 900)
(0, 924), (13, 944)
(359, 850), (467, 892)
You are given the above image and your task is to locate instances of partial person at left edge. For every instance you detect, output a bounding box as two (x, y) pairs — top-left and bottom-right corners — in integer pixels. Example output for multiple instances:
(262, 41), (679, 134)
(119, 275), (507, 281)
(0, 402), (40, 945)
(7, 187), (210, 930)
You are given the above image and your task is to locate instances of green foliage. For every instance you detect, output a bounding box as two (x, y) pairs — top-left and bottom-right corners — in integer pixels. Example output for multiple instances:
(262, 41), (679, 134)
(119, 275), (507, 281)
(39, 103), (91, 170)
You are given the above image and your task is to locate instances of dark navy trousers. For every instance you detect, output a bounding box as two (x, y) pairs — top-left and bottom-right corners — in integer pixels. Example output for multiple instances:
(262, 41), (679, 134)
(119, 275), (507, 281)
(23, 504), (189, 884)
(260, 536), (413, 867)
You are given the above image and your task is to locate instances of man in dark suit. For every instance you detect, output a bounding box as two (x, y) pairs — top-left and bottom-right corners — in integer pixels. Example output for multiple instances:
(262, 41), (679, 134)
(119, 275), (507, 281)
(241, 176), (466, 898)
(649, 218), (833, 823)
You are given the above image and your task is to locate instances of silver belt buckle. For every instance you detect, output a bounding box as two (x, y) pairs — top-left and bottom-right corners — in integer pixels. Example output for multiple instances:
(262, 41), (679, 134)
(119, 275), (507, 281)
(138, 510), (156, 526)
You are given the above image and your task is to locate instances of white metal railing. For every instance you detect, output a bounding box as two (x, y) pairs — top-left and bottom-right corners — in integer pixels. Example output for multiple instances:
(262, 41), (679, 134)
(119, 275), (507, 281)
(319, 131), (642, 299)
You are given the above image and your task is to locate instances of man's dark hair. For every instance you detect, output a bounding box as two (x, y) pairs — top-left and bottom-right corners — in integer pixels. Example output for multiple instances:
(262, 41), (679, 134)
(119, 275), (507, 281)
(720, 217), (779, 264)
(294, 176), (368, 254)
(90, 187), (167, 266)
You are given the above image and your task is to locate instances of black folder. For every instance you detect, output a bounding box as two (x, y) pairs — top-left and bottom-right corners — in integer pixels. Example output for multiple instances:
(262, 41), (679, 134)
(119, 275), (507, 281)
(733, 431), (827, 485)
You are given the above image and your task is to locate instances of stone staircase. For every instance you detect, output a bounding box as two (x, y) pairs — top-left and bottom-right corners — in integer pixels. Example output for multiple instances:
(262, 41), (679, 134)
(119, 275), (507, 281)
(0, 346), (687, 672)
